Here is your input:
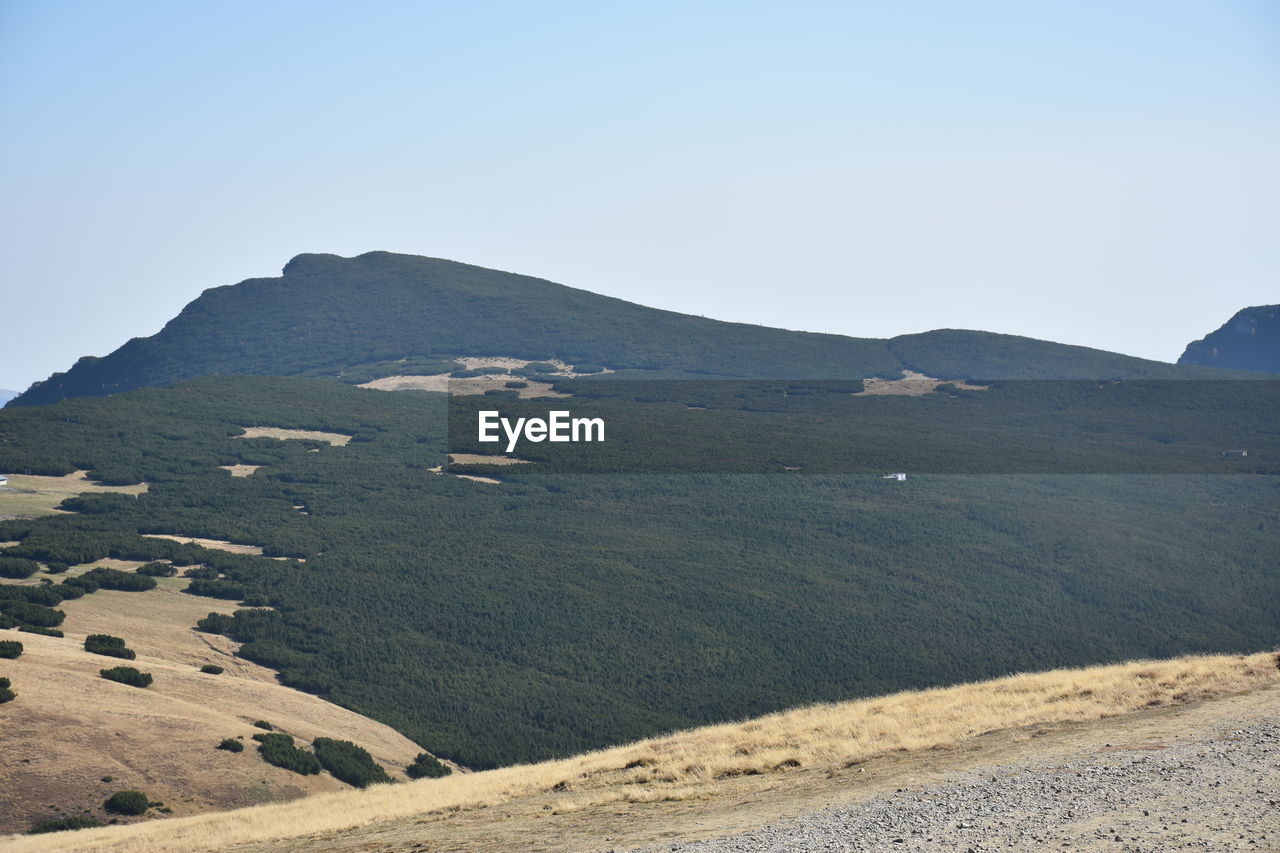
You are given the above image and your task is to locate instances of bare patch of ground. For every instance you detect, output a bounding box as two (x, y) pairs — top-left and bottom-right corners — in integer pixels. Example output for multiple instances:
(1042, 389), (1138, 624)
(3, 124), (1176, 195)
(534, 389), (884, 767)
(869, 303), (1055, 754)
(453, 474), (503, 485)
(0, 472), (148, 519)
(358, 374), (570, 398)
(140, 535), (265, 556)
(236, 427), (351, 446)
(448, 454), (532, 466)
(219, 465), (261, 478)
(856, 370), (988, 396)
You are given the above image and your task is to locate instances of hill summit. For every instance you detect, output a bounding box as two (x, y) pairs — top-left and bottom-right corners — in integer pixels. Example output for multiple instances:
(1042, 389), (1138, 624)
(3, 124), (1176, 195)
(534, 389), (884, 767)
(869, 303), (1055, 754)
(12, 252), (1242, 406)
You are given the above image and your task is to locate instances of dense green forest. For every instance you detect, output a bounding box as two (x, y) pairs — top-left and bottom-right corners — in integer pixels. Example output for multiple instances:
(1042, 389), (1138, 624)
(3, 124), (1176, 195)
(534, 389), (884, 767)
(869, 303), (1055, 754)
(11, 252), (1260, 406)
(448, 379), (1280, 474)
(2, 376), (1278, 769)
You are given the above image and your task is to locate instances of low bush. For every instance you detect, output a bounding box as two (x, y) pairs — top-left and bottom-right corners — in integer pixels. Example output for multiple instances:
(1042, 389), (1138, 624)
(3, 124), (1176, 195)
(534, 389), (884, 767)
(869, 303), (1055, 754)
(99, 666), (152, 688)
(19, 625), (63, 637)
(253, 733), (321, 775)
(405, 752), (452, 779)
(185, 579), (247, 600)
(216, 738), (244, 752)
(0, 556), (40, 579)
(253, 720), (274, 730)
(0, 640), (22, 659)
(0, 600), (64, 627)
(0, 676), (15, 703)
(185, 567), (219, 580)
(312, 737), (393, 788)
(83, 568), (155, 592)
(85, 634), (136, 660)
(27, 815), (104, 834)
(0, 613), (14, 629)
(200, 664), (224, 674)
(104, 790), (150, 816)
(43, 562), (70, 574)
(136, 561), (177, 577)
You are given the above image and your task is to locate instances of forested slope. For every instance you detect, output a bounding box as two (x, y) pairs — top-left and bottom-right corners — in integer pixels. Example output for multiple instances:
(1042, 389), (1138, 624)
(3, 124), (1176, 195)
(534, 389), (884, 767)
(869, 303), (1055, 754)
(2, 377), (1277, 768)
(11, 253), (1251, 407)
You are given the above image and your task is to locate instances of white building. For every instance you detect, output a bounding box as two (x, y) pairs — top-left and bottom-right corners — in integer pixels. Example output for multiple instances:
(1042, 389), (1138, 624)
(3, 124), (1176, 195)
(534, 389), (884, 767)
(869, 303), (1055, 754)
(881, 472), (906, 481)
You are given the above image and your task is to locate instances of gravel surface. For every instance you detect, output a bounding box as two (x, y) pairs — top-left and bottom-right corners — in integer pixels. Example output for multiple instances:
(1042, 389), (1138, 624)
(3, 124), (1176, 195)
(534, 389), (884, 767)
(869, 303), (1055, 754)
(633, 718), (1280, 853)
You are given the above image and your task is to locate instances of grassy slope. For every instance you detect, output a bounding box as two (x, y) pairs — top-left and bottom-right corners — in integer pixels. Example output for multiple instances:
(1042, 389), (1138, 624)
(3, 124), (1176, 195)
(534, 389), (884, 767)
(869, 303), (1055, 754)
(0, 578), (428, 835)
(11, 252), (1251, 407)
(5, 650), (1275, 852)
(2, 376), (1278, 770)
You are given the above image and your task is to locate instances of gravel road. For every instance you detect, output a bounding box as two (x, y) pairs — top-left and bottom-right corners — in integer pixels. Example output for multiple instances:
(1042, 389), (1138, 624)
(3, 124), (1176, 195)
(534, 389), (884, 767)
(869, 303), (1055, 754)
(635, 718), (1280, 853)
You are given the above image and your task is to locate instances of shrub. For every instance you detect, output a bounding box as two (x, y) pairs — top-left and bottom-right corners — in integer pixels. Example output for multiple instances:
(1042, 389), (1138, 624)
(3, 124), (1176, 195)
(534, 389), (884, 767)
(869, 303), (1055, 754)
(83, 568), (155, 592)
(185, 579), (247, 600)
(0, 601), (64, 627)
(253, 719), (274, 730)
(49, 583), (85, 600)
(216, 738), (244, 752)
(13, 585), (64, 607)
(104, 790), (150, 815)
(312, 738), (393, 788)
(573, 363), (606, 374)
(43, 562), (70, 574)
(504, 380), (528, 389)
(405, 752), (452, 779)
(200, 664), (224, 675)
(0, 676), (14, 703)
(0, 556), (40, 579)
(19, 626), (63, 637)
(100, 666), (152, 688)
(185, 567), (219, 580)
(63, 575), (99, 593)
(27, 815), (104, 834)
(137, 561), (177, 577)
(253, 733), (321, 775)
(85, 634), (136, 660)
(0, 640), (22, 659)
(0, 613), (14, 629)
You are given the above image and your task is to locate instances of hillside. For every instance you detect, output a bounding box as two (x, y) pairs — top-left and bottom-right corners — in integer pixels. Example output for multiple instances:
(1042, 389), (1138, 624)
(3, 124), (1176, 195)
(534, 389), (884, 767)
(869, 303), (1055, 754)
(2, 376), (1278, 772)
(10, 252), (1248, 407)
(1179, 304), (1280, 374)
(3, 650), (1275, 851)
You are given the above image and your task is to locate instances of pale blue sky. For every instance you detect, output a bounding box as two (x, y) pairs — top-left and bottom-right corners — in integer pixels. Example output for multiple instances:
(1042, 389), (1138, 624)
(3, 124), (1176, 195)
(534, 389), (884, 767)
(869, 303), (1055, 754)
(2, 1), (1277, 391)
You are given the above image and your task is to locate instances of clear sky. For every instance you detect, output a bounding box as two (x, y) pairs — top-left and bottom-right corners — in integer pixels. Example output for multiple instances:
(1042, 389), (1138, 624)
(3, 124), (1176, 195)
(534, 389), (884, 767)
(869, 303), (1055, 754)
(2, 0), (1277, 392)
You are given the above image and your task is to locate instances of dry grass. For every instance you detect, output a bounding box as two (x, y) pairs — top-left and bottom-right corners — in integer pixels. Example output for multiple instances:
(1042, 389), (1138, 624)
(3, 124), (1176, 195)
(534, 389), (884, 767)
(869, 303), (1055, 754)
(0, 587), (427, 835)
(219, 465), (261, 478)
(236, 427), (351, 446)
(447, 454), (532, 466)
(10, 650), (1275, 852)
(140, 534), (265, 556)
(856, 370), (989, 396)
(0, 471), (148, 518)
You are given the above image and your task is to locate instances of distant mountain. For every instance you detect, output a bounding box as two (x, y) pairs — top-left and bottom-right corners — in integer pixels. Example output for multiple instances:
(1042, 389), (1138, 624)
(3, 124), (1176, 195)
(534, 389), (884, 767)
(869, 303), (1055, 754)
(0, 390), (17, 407)
(11, 252), (1248, 406)
(1179, 305), (1280, 374)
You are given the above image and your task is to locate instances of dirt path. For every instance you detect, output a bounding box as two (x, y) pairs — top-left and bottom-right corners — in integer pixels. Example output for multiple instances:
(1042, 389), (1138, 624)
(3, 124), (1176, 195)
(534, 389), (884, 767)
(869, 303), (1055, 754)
(634, 689), (1280, 853)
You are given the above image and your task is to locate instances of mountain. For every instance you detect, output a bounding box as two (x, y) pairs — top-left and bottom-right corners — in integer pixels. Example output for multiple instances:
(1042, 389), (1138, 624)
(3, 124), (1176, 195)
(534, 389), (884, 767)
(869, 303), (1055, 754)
(11, 252), (1246, 407)
(1179, 304), (1280, 374)
(0, 390), (17, 407)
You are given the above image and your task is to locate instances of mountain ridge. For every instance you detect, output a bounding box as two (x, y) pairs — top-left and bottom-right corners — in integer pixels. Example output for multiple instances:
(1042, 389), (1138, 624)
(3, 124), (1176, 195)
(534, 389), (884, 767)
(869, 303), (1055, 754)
(1179, 304), (1280, 374)
(11, 252), (1253, 407)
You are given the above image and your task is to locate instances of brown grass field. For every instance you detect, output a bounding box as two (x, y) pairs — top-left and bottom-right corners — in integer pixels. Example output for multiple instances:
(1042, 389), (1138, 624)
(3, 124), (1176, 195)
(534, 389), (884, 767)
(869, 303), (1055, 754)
(0, 472), (148, 518)
(0, 580), (428, 836)
(235, 427), (351, 446)
(5, 650), (1275, 852)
